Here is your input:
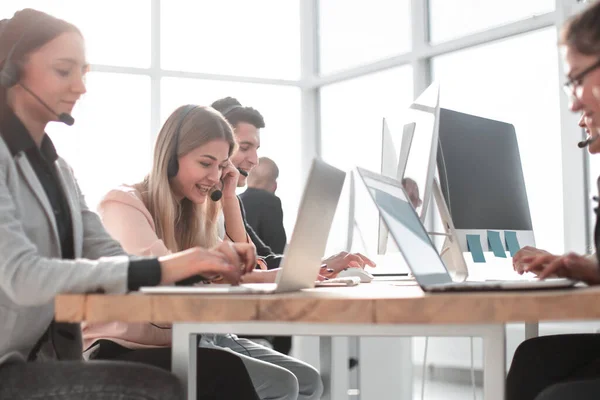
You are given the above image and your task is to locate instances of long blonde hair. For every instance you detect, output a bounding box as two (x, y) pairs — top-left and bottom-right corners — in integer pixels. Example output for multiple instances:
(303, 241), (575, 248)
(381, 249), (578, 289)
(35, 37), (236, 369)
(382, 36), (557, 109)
(136, 105), (236, 252)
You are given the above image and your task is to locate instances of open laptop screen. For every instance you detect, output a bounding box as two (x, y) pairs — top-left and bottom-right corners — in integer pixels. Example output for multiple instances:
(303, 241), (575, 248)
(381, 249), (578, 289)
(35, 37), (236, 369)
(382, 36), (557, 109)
(357, 167), (453, 287)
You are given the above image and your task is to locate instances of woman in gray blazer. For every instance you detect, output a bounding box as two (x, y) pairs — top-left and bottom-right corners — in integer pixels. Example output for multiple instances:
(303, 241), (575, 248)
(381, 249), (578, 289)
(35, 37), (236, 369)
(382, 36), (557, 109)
(0, 8), (258, 400)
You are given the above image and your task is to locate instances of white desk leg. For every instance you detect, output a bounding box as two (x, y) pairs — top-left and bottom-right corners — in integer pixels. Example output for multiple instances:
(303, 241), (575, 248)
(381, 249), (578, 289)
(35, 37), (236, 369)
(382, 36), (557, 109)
(320, 336), (349, 400)
(483, 325), (506, 400)
(358, 337), (413, 400)
(172, 323), (198, 400)
(292, 336), (321, 369)
(525, 322), (539, 340)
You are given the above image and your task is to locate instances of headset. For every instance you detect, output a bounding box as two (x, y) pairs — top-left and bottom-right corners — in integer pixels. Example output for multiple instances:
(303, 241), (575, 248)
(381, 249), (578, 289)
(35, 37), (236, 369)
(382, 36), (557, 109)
(220, 104), (242, 117)
(167, 103), (248, 202)
(0, 15), (75, 126)
(167, 104), (199, 179)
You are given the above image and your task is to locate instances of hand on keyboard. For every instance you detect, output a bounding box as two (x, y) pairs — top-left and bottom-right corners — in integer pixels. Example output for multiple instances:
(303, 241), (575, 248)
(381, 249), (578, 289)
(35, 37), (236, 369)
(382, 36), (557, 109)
(315, 276), (361, 287)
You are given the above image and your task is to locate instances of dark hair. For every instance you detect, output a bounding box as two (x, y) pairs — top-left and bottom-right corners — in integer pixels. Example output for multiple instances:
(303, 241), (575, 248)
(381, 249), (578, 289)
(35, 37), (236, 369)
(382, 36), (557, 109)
(211, 97), (266, 129)
(0, 9), (81, 122)
(560, 1), (600, 55)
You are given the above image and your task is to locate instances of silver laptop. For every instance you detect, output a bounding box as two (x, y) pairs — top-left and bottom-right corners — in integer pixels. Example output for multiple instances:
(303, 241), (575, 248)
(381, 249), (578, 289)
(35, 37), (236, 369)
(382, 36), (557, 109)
(356, 167), (576, 292)
(140, 158), (346, 295)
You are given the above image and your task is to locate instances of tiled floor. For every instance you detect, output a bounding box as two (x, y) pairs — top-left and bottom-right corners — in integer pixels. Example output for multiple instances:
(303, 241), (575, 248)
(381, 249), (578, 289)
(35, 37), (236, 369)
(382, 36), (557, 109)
(412, 379), (483, 400)
(346, 380), (484, 399)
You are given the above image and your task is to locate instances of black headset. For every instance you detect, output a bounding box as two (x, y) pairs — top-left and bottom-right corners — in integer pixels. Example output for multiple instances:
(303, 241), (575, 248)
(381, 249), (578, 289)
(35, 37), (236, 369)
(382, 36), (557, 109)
(0, 17), (34, 89)
(0, 15), (76, 126)
(220, 104), (242, 117)
(0, 56), (21, 89)
(167, 103), (242, 179)
(0, 19), (9, 41)
(167, 104), (199, 179)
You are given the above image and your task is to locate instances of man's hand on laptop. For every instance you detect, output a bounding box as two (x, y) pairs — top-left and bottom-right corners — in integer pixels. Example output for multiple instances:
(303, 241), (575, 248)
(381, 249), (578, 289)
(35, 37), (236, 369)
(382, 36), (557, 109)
(320, 252), (376, 279)
(521, 252), (600, 285)
(240, 269), (278, 284)
(513, 246), (552, 275)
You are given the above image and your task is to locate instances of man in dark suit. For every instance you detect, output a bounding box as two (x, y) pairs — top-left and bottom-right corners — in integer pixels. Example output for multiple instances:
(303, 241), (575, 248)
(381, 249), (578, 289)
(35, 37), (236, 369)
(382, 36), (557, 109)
(240, 157), (287, 256)
(213, 97), (375, 356)
(239, 157), (292, 355)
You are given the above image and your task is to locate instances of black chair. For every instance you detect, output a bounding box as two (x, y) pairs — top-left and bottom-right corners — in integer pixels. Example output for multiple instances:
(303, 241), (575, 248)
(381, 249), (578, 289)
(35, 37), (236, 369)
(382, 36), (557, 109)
(535, 379), (600, 400)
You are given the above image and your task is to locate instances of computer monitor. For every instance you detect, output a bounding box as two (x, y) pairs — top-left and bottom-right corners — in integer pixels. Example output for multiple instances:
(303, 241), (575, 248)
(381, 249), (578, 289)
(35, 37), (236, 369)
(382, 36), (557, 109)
(349, 82), (440, 266)
(402, 81), (441, 221)
(378, 119), (415, 254)
(436, 108), (535, 252)
(380, 118), (397, 179)
(380, 118), (415, 180)
(396, 122), (416, 180)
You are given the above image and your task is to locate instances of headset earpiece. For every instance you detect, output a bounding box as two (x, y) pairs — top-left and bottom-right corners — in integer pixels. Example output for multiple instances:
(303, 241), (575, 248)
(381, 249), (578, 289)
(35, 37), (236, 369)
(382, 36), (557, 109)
(220, 104), (242, 116)
(167, 105), (198, 179)
(166, 152), (180, 179)
(0, 60), (21, 89)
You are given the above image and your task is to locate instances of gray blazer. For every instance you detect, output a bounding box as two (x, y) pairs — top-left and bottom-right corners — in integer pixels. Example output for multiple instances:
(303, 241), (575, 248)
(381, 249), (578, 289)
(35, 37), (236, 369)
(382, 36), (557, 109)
(0, 133), (131, 366)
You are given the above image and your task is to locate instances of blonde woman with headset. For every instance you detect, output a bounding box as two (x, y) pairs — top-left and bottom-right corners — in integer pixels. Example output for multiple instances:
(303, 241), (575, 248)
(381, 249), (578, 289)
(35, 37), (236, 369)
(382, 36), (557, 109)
(84, 104), (323, 400)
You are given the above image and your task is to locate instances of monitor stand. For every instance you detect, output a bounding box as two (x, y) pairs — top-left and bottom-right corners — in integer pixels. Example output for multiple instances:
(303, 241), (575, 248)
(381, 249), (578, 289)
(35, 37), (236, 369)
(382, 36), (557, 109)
(431, 177), (469, 282)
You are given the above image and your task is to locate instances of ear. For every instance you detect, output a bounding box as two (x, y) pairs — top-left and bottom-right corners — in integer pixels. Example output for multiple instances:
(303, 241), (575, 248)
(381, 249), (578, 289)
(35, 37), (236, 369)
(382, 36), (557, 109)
(272, 181), (278, 193)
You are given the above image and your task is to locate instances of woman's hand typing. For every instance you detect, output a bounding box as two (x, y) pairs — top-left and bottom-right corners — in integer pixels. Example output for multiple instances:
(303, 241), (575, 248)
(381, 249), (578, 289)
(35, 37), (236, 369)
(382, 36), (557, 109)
(522, 252), (600, 285)
(158, 242), (256, 286)
(513, 246), (552, 275)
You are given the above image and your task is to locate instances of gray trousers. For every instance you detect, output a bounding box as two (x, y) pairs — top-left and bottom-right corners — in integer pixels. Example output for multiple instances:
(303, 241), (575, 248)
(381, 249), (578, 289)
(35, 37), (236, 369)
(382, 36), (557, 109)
(0, 360), (183, 399)
(200, 334), (323, 400)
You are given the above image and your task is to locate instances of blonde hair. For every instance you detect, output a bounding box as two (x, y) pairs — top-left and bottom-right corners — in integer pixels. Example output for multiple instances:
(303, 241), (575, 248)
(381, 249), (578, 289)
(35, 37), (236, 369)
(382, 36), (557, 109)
(135, 105), (236, 252)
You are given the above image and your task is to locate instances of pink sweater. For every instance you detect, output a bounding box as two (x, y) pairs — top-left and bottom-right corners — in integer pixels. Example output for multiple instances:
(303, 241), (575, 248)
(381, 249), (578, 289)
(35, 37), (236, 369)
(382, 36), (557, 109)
(82, 186), (173, 350)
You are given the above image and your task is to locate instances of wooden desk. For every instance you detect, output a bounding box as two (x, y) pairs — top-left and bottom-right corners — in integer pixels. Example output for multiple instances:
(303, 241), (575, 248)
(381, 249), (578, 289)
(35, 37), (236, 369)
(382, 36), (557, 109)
(56, 282), (600, 400)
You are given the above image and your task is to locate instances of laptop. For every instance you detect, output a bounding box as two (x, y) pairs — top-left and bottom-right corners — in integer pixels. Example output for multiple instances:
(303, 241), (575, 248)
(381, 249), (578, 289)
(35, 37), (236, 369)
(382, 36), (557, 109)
(140, 158), (347, 295)
(355, 167), (576, 292)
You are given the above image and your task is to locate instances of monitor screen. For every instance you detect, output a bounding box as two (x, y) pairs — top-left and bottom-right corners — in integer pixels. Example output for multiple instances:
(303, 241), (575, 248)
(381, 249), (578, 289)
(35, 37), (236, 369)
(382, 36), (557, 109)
(437, 108), (533, 230)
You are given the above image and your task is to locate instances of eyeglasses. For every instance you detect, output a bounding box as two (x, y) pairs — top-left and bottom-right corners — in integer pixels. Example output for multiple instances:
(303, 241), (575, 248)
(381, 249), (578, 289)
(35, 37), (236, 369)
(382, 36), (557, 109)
(563, 58), (600, 98)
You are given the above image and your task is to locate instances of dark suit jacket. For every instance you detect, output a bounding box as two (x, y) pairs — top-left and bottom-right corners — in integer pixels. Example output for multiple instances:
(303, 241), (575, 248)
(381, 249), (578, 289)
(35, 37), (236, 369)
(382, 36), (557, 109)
(239, 188), (287, 269)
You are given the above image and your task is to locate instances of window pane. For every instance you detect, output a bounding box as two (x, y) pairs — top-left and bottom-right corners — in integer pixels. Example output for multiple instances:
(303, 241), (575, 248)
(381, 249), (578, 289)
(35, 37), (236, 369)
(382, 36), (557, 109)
(47, 73), (151, 211)
(161, 1), (300, 79)
(429, 0), (554, 43)
(320, 66), (413, 258)
(0, 1), (150, 68)
(318, 0), (411, 75)
(432, 28), (563, 252)
(161, 78), (301, 235)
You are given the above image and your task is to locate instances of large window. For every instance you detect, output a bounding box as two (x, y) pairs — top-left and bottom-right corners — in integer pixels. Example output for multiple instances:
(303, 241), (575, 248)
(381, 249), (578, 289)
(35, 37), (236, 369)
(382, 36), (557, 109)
(318, 0), (411, 75)
(0, 1), (151, 68)
(0, 1), (583, 257)
(432, 28), (563, 253)
(1, 2), (302, 228)
(48, 73), (151, 210)
(428, 0), (555, 43)
(320, 66), (413, 256)
(161, 79), (302, 235)
(161, 1), (300, 79)
(1, 2), (152, 211)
